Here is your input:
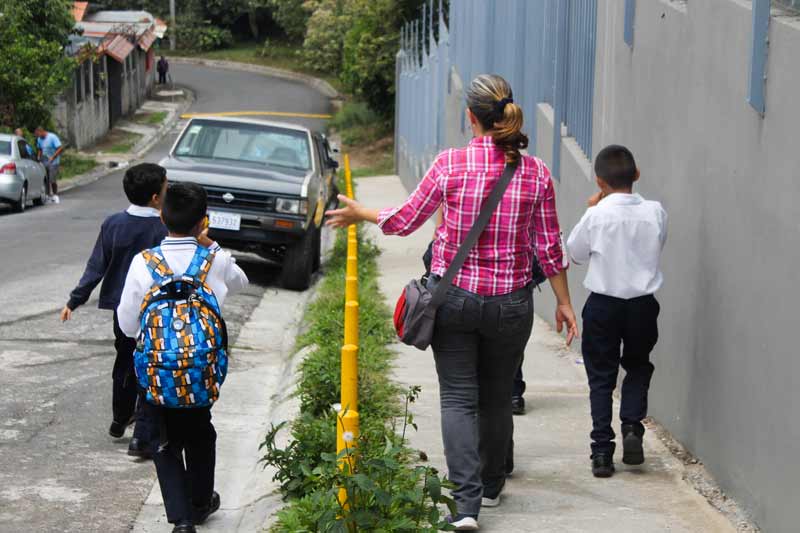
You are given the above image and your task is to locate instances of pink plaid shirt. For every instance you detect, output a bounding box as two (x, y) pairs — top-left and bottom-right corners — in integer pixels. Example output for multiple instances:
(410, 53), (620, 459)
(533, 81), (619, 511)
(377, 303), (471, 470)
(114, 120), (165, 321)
(377, 136), (566, 296)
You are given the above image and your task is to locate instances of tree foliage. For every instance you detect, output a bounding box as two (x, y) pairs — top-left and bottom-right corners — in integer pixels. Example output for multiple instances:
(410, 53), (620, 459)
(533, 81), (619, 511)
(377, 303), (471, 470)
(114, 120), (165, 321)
(265, 0), (310, 42)
(0, 0), (76, 129)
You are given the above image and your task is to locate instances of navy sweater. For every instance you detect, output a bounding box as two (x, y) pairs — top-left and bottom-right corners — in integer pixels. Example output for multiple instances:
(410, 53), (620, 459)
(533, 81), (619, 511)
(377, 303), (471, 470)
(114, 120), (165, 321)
(67, 211), (167, 311)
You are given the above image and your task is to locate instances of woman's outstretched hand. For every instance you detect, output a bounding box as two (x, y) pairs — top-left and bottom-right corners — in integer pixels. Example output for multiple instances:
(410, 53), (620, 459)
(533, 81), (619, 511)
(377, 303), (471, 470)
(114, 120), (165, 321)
(325, 195), (362, 228)
(555, 303), (579, 346)
(325, 195), (380, 228)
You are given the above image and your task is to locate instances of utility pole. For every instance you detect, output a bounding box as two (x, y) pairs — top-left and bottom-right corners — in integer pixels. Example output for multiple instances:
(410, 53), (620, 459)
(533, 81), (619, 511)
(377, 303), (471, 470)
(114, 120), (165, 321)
(169, 0), (176, 51)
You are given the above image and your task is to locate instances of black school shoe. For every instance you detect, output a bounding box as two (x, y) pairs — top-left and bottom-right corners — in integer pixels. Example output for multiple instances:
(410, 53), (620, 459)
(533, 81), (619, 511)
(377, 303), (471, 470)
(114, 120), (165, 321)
(511, 396), (525, 415)
(108, 415), (135, 438)
(192, 491), (221, 525)
(621, 424), (645, 465)
(591, 454), (615, 478)
(127, 438), (153, 459)
(172, 522), (196, 533)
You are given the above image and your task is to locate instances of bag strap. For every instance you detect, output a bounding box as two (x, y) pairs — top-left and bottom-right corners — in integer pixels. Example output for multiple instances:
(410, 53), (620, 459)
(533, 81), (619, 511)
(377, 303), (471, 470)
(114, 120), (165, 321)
(183, 245), (216, 284)
(142, 247), (174, 282)
(429, 161), (519, 309)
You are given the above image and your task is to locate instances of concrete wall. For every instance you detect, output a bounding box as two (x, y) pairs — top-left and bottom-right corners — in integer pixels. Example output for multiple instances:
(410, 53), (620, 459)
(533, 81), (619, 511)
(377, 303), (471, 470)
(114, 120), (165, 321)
(401, 0), (800, 530)
(53, 57), (110, 150)
(532, 1), (800, 531)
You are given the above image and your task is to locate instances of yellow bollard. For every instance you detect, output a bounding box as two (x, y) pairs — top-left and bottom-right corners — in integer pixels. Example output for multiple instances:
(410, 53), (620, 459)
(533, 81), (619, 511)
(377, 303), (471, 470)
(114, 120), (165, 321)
(346, 254), (358, 280)
(344, 301), (359, 348)
(344, 154), (353, 198)
(336, 408), (359, 508)
(340, 343), (358, 414)
(345, 275), (358, 303)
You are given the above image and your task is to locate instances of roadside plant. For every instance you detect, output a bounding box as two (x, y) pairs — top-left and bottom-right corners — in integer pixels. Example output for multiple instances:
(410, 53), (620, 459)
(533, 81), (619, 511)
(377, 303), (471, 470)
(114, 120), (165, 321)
(265, 387), (457, 532)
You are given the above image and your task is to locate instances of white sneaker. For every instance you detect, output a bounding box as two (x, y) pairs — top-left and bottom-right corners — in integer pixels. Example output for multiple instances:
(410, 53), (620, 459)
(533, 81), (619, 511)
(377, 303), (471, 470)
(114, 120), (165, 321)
(447, 515), (479, 530)
(481, 494), (501, 507)
(52, 195), (60, 204)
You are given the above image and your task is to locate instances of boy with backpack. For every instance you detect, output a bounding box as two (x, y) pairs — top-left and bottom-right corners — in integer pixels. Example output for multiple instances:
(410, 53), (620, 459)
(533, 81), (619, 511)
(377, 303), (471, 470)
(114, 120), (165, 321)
(61, 163), (168, 457)
(117, 181), (248, 533)
(566, 145), (667, 478)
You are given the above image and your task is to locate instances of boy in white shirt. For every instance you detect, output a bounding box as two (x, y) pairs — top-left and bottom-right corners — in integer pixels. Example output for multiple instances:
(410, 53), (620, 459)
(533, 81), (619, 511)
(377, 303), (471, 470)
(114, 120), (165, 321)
(118, 182), (248, 533)
(566, 145), (667, 478)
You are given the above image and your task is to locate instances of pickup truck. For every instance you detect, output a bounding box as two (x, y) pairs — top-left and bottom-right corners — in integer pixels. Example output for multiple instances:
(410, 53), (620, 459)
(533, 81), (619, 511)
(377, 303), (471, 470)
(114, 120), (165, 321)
(160, 116), (339, 290)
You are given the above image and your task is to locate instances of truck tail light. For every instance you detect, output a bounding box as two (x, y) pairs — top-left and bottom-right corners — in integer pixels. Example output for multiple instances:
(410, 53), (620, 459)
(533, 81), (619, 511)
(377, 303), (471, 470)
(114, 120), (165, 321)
(1, 162), (16, 175)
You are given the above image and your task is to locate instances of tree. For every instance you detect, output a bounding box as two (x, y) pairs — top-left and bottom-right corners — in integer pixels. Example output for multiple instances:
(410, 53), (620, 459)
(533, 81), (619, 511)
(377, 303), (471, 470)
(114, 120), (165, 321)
(267, 0), (311, 42)
(0, 0), (76, 130)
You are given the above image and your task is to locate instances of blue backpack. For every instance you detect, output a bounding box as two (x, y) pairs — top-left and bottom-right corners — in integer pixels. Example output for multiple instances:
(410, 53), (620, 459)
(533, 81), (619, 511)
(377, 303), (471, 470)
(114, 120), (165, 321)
(133, 245), (228, 408)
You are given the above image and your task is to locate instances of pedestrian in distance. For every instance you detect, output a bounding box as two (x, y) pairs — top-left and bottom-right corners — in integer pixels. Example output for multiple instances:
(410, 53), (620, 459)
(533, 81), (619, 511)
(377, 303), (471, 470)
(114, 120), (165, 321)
(61, 163), (169, 458)
(117, 182), (248, 533)
(35, 126), (64, 203)
(566, 145), (668, 478)
(13, 128), (33, 157)
(157, 56), (169, 85)
(326, 74), (580, 531)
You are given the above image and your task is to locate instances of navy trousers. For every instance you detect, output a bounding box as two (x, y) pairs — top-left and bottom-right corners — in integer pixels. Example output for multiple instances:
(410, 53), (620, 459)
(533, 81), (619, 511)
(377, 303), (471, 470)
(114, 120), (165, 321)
(144, 403), (217, 524)
(581, 293), (659, 456)
(112, 313), (154, 445)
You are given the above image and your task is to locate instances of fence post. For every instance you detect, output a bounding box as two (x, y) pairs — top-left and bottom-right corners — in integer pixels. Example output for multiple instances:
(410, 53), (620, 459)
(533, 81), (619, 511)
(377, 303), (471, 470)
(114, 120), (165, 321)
(551, 0), (569, 180)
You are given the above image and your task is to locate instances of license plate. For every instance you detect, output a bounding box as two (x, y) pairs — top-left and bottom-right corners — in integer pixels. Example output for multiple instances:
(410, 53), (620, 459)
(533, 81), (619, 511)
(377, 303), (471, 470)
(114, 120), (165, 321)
(208, 211), (241, 231)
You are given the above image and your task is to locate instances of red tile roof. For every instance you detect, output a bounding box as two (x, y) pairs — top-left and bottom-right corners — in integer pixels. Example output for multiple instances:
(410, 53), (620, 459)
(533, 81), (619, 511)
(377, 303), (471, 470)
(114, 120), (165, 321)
(99, 35), (135, 63)
(138, 28), (156, 51)
(72, 1), (89, 22)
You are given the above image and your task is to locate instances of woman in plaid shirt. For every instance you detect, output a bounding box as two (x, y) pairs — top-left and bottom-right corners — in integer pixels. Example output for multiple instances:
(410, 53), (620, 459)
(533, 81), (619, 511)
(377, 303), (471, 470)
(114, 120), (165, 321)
(327, 74), (579, 530)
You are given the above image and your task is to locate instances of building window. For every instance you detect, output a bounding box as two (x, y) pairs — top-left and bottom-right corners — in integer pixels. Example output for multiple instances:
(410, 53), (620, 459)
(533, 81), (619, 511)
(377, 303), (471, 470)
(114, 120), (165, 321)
(94, 57), (106, 98)
(75, 66), (83, 103)
(84, 61), (92, 99)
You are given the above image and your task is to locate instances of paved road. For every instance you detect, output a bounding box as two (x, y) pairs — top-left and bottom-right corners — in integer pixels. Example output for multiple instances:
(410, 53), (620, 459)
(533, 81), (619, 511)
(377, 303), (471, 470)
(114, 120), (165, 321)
(0, 63), (330, 533)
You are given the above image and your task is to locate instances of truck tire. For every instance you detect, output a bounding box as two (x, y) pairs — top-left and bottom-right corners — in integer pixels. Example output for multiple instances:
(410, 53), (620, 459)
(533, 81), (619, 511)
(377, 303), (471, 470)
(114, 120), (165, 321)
(280, 228), (315, 291)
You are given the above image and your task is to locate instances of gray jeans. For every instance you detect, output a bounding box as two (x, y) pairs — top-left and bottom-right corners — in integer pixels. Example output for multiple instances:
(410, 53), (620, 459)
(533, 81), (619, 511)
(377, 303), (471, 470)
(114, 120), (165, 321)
(429, 278), (534, 516)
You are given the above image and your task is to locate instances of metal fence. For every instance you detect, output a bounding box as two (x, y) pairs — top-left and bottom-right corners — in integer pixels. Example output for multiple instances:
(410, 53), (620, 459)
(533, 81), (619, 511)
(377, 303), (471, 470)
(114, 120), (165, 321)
(396, 0), (597, 184)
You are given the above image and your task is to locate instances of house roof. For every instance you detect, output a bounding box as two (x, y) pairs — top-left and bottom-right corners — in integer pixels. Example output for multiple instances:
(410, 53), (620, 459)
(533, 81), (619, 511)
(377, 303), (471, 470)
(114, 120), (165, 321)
(138, 28), (156, 52)
(98, 34), (135, 63)
(72, 1), (88, 22)
(76, 20), (153, 39)
(85, 10), (155, 24)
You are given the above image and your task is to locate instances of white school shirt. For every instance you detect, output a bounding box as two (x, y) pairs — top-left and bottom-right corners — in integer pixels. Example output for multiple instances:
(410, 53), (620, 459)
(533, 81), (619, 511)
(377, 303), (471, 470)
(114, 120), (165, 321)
(126, 204), (160, 218)
(566, 193), (667, 299)
(117, 236), (249, 338)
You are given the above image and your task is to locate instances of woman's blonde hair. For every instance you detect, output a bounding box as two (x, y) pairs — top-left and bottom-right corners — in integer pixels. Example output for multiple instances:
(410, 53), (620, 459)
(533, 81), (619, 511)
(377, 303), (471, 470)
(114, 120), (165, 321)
(465, 74), (528, 164)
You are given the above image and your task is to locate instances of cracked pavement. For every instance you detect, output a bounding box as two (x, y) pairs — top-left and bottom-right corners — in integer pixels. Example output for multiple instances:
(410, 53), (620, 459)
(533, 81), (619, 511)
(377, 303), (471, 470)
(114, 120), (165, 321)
(0, 63), (330, 532)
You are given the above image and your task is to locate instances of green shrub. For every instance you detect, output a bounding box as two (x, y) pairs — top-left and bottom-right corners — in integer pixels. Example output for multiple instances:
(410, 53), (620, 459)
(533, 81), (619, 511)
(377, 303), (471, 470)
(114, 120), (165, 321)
(329, 101), (392, 147)
(266, 0), (311, 42)
(172, 20), (233, 51)
(300, 0), (348, 73)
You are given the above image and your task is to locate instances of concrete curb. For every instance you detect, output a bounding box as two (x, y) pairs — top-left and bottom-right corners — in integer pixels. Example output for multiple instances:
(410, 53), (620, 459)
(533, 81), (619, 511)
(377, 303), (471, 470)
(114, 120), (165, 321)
(168, 56), (342, 101)
(60, 88), (194, 194)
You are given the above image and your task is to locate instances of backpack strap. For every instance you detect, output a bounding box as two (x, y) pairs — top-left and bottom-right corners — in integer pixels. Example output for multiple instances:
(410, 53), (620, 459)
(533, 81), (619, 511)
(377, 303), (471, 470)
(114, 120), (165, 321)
(183, 245), (216, 285)
(141, 247), (174, 282)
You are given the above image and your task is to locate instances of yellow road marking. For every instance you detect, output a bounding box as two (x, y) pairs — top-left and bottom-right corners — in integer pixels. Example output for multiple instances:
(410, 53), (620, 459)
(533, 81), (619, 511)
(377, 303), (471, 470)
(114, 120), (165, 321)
(180, 110), (333, 120)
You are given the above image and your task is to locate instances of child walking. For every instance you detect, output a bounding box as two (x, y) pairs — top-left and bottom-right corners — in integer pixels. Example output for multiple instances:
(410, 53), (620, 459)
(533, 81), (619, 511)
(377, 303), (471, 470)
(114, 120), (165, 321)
(117, 182), (248, 533)
(566, 145), (667, 478)
(61, 163), (168, 457)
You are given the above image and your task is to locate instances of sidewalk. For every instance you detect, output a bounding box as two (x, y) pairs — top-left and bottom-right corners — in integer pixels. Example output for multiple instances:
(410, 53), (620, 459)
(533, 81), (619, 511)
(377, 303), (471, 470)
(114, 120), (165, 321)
(358, 175), (736, 533)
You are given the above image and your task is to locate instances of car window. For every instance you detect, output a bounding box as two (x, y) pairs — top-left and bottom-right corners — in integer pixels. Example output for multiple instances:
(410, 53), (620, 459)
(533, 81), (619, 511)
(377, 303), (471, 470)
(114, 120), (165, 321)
(17, 141), (29, 159)
(0, 140), (11, 156)
(174, 120), (312, 171)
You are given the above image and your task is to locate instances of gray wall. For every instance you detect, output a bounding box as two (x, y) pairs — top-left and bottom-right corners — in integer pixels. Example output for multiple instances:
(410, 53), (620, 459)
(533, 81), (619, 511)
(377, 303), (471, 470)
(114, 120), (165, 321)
(398, 0), (800, 530)
(54, 56), (110, 150)
(537, 2), (800, 531)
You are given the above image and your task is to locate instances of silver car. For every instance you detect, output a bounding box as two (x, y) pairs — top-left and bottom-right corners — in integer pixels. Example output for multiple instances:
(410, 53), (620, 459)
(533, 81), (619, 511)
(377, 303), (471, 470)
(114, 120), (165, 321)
(0, 133), (48, 212)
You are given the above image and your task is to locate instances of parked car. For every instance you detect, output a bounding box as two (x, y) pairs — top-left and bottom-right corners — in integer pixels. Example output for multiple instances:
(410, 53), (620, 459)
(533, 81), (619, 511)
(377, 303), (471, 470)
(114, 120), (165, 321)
(0, 133), (48, 212)
(160, 116), (340, 290)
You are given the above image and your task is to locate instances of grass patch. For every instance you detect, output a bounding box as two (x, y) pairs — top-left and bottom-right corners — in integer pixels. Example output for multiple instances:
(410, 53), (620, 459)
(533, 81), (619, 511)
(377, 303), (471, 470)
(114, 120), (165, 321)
(132, 111), (168, 126)
(261, 191), (454, 530)
(159, 40), (343, 92)
(60, 152), (98, 181)
(330, 100), (395, 178)
(92, 129), (143, 155)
